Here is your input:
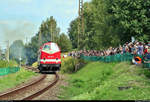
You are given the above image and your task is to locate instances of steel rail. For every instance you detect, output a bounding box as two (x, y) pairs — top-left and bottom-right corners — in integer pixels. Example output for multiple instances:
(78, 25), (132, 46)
(0, 67), (46, 99)
(23, 66), (39, 72)
(0, 66), (59, 100)
(23, 73), (59, 100)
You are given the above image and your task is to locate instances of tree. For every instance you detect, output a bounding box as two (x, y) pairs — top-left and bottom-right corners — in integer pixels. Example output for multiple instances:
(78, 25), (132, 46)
(0, 46), (2, 60)
(25, 16), (62, 65)
(57, 33), (72, 52)
(68, 18), (78, 49)
(68, 0), (119, 50)
(9, 40), (25, 64)
(39, 16), (60, 45)
(109, 0), (150, 43)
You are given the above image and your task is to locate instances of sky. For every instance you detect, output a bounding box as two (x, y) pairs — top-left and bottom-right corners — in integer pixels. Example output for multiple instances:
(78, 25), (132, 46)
(0, 0), (91, 46)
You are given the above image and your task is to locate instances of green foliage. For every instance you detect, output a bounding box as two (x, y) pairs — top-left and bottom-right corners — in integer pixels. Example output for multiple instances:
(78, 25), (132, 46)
(59, 62), (150, 100)
(40, 16), (60, 44)
(68, 0), (150, 49)
(9, 40), (25, 64)
(68, 18), (79, 49)
(25, 39), (39, 65)
(68, 0), (121, 50)
(0, 47), (2, 60)
(61, 57), (87, 74)
(57, 33), (72, 52)
(32, 62), (38, 68)
(0, 60), (18, 68)
(61, 57), (79, 73)
(109, 0), (150, 43)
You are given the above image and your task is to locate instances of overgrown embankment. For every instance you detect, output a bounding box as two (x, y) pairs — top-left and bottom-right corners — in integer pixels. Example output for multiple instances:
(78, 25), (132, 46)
(0, 68), (37, 92)
(61, 57), (88, 74)
(59, 62), (150, 100)
(0, 60), (37, 92)
(0, 60), (18, 68)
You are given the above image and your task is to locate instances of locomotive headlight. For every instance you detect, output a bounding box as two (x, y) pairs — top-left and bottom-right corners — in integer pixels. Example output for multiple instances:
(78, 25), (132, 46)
(56, 58), (58, 63)
(43, 58), (46, 63)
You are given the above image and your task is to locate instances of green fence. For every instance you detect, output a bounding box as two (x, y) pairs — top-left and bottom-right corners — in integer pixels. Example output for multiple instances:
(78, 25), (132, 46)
(80, 53), (135, 62)
(0, 67), (20, 76)
(80, 53), (150, 68)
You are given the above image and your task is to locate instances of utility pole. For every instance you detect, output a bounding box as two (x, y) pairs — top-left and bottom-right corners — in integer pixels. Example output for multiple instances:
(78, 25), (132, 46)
(51, 21), (54, 42)
(51, 22), (52, 42)
(6, 40), (9, 62)
(78, 0), (84, 49)
(19, 48), (22, 67)
(39, 30), (42, 48)
(0, 46), (1, 60)
(26, 37), (28, 44)
(81, 0), (85, 37)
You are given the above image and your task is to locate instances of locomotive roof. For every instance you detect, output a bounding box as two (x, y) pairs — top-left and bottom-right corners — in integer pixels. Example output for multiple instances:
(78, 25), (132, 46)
(44, 42), (56, 45)
(39, 42), (60, 50)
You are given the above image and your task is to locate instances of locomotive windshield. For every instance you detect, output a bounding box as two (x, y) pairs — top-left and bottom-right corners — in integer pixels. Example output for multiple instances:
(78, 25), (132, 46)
(51, 43), (59, 52)
(42, 43), (59, 52)
(43, 45), (50, 50)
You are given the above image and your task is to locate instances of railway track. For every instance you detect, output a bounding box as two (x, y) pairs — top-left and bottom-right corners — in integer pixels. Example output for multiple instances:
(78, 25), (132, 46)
(23, 65), (39, 72)
(23, 73), (59, 100)
(0, 66), (59, 100)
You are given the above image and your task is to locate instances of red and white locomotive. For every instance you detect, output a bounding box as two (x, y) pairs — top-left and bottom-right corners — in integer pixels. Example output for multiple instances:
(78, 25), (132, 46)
(38, 42), (61, 72)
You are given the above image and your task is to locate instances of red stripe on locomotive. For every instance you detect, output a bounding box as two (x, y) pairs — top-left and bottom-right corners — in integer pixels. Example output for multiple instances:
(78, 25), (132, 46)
(40, 51), (61, 64)
(39, 42), (61, 64)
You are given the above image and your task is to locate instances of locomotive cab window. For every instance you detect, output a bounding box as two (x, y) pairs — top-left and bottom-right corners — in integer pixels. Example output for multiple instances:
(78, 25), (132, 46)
(43, 45), (50, 51)
(51, 43), (59, 52)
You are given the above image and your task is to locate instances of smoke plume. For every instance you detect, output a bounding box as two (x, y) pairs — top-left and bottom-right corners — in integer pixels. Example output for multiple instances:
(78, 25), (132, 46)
(0, 20), (36, 44)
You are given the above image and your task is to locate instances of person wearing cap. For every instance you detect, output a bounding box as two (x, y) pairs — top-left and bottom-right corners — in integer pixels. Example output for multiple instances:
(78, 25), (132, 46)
(131, 44), (135, 54)
(144, 45), (148, 54)
(148, 46), (150, 53)
(144, 45), (150, 60)
(148, 42), (150, 46)
(123, 44), (126, 53)
(137, 42), (144, 55)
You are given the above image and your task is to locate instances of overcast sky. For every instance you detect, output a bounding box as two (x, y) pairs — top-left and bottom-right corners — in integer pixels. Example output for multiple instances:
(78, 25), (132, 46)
(0, 0), (91, 46)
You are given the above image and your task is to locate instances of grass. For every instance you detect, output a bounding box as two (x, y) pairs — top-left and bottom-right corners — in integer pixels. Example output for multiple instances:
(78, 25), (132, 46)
(0, 68), (38, 92)
(59, 62), (150, 100)
(0, 60), (18, 68)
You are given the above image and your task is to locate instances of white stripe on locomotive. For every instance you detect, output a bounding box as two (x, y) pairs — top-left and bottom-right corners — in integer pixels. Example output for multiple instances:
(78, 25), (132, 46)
(40, 59), (61, 62)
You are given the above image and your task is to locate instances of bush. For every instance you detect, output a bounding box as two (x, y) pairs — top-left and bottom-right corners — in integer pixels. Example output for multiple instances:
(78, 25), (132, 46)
(32, 62), (38, 68)
(61, 57), (76, 73)
(8, 60), (18, 67)
(61, 57), (87, 74)
(0, 60), (18, 68)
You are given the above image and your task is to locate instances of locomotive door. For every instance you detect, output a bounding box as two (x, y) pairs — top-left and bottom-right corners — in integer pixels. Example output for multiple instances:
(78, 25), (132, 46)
(37, 50), (41, 66)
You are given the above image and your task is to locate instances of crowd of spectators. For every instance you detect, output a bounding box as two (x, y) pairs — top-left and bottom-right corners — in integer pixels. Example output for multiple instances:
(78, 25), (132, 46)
(68, 41), (150, 60)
